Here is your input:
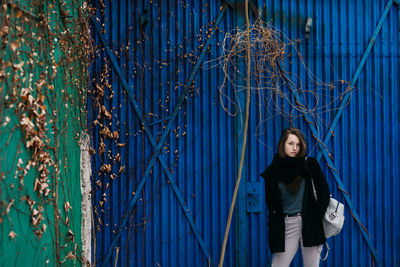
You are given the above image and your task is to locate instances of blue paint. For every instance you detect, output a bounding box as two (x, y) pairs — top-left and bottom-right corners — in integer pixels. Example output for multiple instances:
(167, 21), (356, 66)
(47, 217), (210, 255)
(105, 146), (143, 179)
(91, 4), (228, 266)
(91, 16), (212, 265)
(89, 1), (400, 266)
(316, 0), (394, 162)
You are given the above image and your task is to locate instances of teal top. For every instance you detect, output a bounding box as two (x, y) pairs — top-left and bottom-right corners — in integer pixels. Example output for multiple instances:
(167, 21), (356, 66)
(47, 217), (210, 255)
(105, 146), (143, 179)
(278, 179), (305, 215)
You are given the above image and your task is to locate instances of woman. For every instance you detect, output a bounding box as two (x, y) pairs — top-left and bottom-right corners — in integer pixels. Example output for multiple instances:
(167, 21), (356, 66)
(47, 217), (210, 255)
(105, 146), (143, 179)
(260, 127), (330, 267)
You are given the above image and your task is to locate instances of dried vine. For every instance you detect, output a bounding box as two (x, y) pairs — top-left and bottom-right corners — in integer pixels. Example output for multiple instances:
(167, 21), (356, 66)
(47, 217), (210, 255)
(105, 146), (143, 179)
(0, 0), (92, 265)
(214, 18), (352, 142)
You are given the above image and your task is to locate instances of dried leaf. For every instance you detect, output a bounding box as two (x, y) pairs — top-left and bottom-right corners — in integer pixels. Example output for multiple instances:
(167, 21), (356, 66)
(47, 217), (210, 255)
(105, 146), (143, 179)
(13, 61), (24, 70)
(66, 229), (75, 241)
(60, 251), (76, 263)
(26, 196), (35, 210)
(99, 140), (105, 155)
(2, 116), (10, 126)
(34, 229), (43, 239)
(5, 199), (14, 214)
(32, 208), (39, 216)
(99, 126), (112, 138)
(20, 116), (35, 128)
(8, 231), (17, 239)
(10, 41), (20, 52)
(64, 202), (72, 212)
(101, 105), (112, 119)
(100, 164), (111, 173)
(31, 216), (38, 226)
(44, 188), (51, 197)
(26, 136), (43, 148)
(89, 147), (96, 155)
(42, 223), (47, 233)
(33, 179), (40, 192)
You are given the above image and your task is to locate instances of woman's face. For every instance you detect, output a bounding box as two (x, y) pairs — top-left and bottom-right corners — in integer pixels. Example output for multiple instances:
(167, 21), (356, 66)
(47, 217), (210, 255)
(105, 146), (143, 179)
(284, 134), (300, 157)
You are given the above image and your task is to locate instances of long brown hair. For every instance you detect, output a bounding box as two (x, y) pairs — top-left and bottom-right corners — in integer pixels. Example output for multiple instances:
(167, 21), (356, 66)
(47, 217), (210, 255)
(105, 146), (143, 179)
(277, 127), (307, 193)
(277, 127), (307, 158)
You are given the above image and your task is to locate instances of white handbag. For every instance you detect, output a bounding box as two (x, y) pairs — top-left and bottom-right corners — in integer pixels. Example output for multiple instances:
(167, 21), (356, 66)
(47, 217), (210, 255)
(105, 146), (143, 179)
(310, 177), (345, 238)
(323, 197), (345, 238)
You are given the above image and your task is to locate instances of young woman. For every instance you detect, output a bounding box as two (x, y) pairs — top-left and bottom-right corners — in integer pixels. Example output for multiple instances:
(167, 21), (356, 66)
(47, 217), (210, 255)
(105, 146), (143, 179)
(261, 127), (330, 267)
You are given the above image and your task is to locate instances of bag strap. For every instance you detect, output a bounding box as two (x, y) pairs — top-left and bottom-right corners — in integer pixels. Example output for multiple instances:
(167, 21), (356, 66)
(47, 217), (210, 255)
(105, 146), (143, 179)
(305, 157), (318, 201)
(321, 241), (330, 261)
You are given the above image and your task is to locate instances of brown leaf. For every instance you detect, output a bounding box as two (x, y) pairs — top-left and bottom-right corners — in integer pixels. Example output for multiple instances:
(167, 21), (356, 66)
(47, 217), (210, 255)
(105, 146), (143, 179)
(100, 164), (111, 173)
(34, 229), (43, 240)
(31, 216), (38, 227)
(66, 229), (75, 241)
(26, 196), (35, 210)
(32, 208), (39, 216)
(96, 84), (104, 97)
(20, 116), (35, 128)
(64, 202), (72, 213)
(10, 41), (20, 52)
(5, 199), (14, 214)
(13, 61), (24, 70)
(101, 106), (112, 119)
(99, 140), (105, 155)
(44, 188), (51, 197)
(33, 179), (40, 192)
(119, 166), (125, 173)
(60, 251), (76, 263)
(99, 126), (112, 138)
(42, 223), (47, 233)
(8, 230), (17, 239)
(89, 147), (96, 155)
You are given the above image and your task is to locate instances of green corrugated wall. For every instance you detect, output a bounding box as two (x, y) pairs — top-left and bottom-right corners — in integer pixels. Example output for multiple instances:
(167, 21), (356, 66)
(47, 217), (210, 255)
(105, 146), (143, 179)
(0, 1), (89, 266)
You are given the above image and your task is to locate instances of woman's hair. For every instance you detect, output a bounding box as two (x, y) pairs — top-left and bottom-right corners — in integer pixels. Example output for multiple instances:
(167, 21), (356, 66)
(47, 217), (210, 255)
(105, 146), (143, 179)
(277, 127), (307, 194)
(277, 127), (307, 158)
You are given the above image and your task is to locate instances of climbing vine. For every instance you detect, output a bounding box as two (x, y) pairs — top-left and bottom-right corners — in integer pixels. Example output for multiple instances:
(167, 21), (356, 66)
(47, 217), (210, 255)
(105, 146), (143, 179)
(216, 18), (352, 147)
(0, 0), (91, 265)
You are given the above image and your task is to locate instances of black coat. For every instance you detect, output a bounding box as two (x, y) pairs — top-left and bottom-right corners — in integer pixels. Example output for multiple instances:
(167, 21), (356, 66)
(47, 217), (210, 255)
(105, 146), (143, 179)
(260, 157), (330, 253)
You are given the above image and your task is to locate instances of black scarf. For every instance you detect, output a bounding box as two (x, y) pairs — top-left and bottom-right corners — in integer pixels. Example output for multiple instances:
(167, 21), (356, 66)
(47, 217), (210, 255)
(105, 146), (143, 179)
(270, 154), (308, 184)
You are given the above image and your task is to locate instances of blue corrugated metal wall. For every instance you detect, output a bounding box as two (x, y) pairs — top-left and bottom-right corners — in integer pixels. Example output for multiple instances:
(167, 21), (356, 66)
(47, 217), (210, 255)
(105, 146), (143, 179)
(89, 0), (400, 266)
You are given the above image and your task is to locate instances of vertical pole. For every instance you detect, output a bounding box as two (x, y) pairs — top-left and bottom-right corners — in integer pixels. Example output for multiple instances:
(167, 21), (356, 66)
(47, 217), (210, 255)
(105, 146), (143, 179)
(218, 4), (249, 266)
(217, 4), (251, 261)
(235, 4), (247, 267)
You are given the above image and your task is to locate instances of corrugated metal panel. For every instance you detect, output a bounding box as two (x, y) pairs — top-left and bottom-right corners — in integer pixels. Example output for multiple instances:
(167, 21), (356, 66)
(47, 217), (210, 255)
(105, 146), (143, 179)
(248, 0), (400, 266)
(0, 1), (89, 266)
(89, 1), (236, 266)
(90, 0), (399, 266)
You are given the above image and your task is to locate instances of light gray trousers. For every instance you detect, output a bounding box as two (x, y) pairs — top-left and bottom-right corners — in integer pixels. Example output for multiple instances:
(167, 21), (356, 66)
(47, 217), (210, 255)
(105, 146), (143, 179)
(271, 215), (322, 267)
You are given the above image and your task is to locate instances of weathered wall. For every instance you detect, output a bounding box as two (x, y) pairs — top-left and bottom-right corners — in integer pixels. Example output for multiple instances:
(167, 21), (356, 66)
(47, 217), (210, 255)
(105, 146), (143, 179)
(0, 1), (90, 266)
